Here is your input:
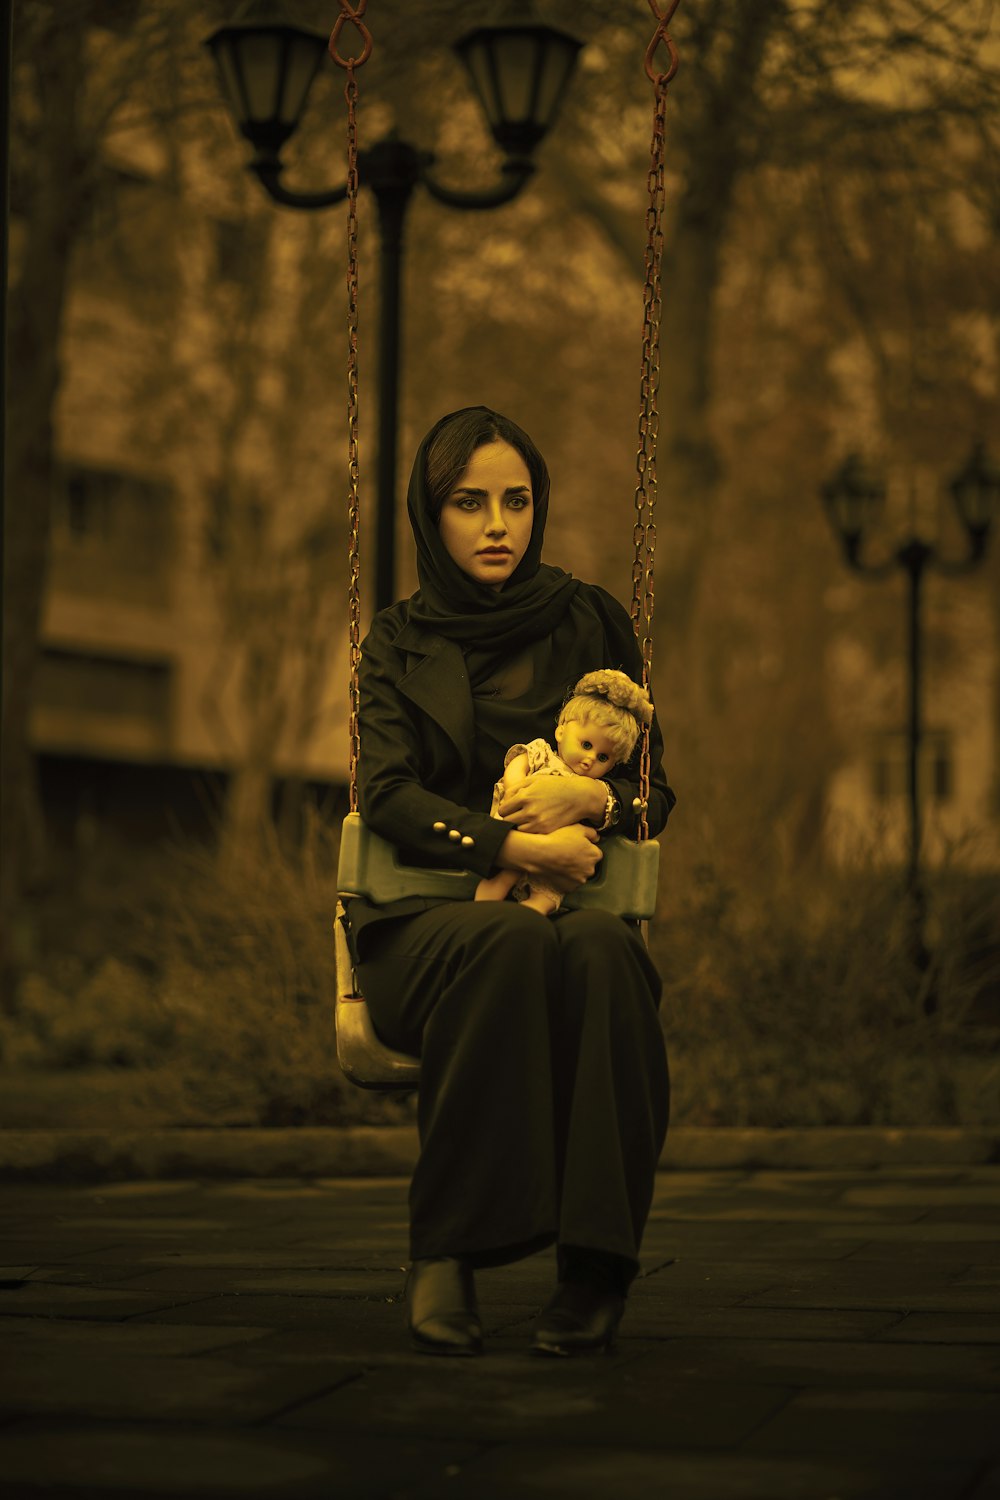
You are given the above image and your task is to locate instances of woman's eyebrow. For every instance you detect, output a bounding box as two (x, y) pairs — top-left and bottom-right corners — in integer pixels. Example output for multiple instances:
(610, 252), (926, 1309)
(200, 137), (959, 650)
(449, 485), (532, 497)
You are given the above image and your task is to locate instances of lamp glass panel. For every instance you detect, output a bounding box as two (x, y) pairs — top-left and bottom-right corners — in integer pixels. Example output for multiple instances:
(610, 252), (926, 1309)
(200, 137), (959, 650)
(533, 37), (577, 127)
(460, 38), (501, 129)
(212, 42), (250, 126)
(492, 33), (539, 123)
(278, 33), (325, 126)
(954, 474), (998, 530)
(831, 490), (867, 536)
(823, 465), (883, 537)
(238, 31), (284, 121)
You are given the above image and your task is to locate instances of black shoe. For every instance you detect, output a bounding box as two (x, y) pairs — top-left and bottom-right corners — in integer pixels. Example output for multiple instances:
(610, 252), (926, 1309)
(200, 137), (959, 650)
(532, 1281), (625, 1357)
(406, 1256), (483, 1356)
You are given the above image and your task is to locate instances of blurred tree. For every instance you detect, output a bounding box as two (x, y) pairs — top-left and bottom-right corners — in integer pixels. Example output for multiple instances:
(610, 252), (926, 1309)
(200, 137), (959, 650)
(3, 0), (349, 937)
(163, 199), (347, 867)
(4, 0), (159, 970)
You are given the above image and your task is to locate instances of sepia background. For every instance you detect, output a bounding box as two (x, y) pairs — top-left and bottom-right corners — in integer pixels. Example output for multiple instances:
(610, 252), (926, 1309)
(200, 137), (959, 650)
(3, 0), (999, 1133)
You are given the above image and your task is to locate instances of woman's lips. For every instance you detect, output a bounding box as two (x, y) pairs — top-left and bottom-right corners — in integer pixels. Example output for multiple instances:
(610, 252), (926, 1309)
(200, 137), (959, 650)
(477, 547), (511, 556)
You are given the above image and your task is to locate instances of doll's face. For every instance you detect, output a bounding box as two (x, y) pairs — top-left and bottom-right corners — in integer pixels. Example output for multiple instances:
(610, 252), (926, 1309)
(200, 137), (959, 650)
(554, 717), (620, 778)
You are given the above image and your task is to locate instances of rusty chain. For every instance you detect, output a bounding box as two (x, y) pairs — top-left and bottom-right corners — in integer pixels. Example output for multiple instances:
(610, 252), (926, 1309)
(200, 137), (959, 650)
(631, 1), (679, 839)
(330, 2), (372, 812)
(329, 0), (372, 71)
(643, 0), (680, 85)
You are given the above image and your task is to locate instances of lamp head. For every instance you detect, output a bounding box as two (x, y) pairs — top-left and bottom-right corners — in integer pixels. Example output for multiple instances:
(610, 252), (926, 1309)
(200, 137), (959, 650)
(205, 2), (328, 166)
(949, 440), (999, 542)
(455, 22), (582, 160)
(820, 452), (886, 557)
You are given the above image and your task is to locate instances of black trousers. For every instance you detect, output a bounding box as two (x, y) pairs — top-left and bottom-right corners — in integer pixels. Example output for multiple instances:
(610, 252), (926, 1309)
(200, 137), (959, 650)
(356, 901), (670, 1279)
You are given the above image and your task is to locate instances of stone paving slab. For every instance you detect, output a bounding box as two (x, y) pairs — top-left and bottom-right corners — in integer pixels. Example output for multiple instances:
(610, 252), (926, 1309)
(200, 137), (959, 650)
(0, 1165), (998, 1500)
(2, 1319), (270, 1356)
(970, 1469), (1000, 1500)
(0, 1423), (481, 1499)
(631, 1336), (1000, 1390)
(876, 1312), (1000, 1343)
(742, 1389), (1000, 1461)
(274, 1361), (794, 1450)
(399, 1444), (982, 1500)
(2, 1125), (998, 1181)
(98, 1266), (410, 1298)
(0, 1350), (361, 1426)
(0, 1282), (212, 1321)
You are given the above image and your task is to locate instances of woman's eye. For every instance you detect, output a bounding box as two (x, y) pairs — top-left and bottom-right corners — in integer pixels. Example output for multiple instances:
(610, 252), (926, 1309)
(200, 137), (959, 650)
(455, 498), (480, 511)
(507, 496), (530, 510)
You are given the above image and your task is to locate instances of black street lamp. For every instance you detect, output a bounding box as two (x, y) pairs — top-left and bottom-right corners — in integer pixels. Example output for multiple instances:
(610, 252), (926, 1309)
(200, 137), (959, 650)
(821, 442), (999, 979)
(205, 1), (582, 611)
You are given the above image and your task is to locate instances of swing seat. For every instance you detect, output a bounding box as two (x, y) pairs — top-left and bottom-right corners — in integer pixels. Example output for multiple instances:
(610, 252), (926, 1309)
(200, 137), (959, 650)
(337, 811), (659, 917)
(334, 900), (421, 1089)
(334, 813), (659, 1089)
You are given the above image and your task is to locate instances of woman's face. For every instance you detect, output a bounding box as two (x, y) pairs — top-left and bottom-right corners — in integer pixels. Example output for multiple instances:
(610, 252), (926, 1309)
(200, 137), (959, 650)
(437, 440), (534, 590)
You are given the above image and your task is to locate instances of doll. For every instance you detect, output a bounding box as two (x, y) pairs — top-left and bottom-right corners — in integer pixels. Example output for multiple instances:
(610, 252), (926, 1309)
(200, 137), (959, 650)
(475, 669), (654, 916)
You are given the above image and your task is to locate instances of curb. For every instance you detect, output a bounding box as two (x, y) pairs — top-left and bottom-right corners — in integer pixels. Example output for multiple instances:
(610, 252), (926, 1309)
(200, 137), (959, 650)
(0, 1126), (998, 1182)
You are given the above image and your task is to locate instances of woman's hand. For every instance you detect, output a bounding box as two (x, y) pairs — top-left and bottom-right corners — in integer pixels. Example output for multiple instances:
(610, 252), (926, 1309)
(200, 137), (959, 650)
(499, 775), (606, 834)
(498, 824), (603, 893)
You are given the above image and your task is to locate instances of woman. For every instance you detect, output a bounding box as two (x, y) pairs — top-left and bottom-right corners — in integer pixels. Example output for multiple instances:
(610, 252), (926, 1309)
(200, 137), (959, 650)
(345, 407), (675, 1357)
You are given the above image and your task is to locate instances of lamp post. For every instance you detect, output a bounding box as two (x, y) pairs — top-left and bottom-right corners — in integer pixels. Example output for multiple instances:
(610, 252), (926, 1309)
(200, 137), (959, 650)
(820, 443), (999, 979)
(205, 1), (582, 611)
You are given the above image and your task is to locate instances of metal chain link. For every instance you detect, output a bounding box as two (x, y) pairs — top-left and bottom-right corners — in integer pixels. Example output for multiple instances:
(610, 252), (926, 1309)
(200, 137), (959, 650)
(631, 1), (679, 839)
(330, 2), (372, 813)
(643, 0), (681, 86)
(330, 0), (372, 71)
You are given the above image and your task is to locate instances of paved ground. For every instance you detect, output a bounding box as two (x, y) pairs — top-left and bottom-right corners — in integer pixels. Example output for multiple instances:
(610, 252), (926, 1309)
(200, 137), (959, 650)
(2, 1165), (999, 1500)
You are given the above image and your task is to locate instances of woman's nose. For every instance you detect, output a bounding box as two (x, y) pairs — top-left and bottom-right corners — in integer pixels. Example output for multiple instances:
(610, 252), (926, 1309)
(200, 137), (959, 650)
(484, 504), (508, 536)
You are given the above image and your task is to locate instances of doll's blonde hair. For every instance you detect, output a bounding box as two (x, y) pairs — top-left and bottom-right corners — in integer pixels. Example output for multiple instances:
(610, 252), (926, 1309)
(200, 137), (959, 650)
(558, 669), (653, 763)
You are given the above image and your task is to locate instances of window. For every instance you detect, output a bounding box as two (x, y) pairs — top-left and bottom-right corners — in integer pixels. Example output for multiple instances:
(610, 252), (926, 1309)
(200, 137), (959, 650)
(33, 649), (172, 758)
(869, 730), (954, 806)
(51, 464), (173, 605)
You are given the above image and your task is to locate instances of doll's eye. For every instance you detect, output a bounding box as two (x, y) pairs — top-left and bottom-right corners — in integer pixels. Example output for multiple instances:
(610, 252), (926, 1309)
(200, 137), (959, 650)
(581, 740), (592, 750)
(597, 752), (610, 763)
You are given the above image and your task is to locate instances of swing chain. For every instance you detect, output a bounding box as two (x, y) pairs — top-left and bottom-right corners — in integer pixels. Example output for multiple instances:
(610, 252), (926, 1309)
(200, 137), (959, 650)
(644, 0), (681, 86)
(333, 0), (371, 813)
(329, 0), (373, 71)
(631, 3), (679, 839)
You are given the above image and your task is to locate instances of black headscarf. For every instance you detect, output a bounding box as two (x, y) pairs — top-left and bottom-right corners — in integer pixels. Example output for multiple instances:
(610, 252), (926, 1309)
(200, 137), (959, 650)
(404, 407), (579, 653)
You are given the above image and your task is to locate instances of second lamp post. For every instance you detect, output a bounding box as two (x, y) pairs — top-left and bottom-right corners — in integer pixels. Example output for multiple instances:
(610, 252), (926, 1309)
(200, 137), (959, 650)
(206, 1), (582, 611)
(821, 442), (998, 975)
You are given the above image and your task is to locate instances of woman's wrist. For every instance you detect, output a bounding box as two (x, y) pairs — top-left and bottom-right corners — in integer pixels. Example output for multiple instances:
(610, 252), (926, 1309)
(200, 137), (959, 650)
(582, 777), (610, 826)
(596, 782), (620, 832)
(497, 829), (542, 874)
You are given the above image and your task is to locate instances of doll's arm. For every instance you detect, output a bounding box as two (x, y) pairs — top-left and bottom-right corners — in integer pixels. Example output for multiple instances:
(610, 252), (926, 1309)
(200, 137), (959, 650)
(501, 752), (531, 790)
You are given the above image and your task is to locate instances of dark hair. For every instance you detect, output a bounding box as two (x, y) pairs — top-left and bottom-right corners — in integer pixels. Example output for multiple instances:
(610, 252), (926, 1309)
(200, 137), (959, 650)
(424, 409), (548, 520)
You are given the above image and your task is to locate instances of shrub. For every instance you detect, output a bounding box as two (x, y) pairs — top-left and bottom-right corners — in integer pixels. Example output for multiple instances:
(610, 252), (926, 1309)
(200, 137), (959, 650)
(653, 846), (1000, 1126)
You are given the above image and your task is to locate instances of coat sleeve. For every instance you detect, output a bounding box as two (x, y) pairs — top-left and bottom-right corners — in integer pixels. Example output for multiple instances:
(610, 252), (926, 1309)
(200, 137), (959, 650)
(587, 586), (677, 841)
(356, 611), (510, 879)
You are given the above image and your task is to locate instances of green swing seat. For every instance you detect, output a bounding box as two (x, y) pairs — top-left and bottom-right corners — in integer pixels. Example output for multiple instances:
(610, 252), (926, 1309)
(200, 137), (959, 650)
(334, 812), (659, 1089)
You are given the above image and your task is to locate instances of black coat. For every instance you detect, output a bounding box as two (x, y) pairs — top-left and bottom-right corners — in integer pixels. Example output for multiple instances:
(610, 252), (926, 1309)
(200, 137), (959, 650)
(348, 582), (676, 956)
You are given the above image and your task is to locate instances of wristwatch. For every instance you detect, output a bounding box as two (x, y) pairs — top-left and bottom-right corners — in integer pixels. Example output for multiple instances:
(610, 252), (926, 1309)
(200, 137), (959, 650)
(598, 784), (621, 832)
